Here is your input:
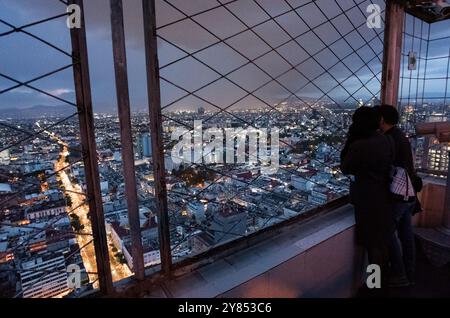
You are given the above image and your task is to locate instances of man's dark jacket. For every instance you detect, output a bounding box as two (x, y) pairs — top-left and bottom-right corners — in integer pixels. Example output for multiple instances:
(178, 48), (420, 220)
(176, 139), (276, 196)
(386, 126), (416, 177)
(385, 126), (422, 194)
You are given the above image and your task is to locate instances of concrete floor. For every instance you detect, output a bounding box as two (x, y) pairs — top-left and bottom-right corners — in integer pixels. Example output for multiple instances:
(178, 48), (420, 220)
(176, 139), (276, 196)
(357, 238), (450, 298)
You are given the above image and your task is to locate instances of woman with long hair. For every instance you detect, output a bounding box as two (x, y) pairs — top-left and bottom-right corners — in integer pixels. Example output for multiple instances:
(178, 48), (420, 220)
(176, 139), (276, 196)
(341, 106), (395, 291)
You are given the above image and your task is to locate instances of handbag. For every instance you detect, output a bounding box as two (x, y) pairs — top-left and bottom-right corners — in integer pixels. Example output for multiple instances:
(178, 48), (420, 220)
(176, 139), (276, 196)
(390, 166), (416, 201)
(413, 198), (423, 215)
(386, 134), (416, 202)
(411, 174), (423, 193)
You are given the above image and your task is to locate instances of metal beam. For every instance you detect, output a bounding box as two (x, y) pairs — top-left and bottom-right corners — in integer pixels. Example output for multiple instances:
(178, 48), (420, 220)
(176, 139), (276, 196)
(142, 0), (173, 275)
(416, 122), (450, 143)
(110, 0), (145, 281)
(69, 0), (114, 295)
(381, 0), (405, 107)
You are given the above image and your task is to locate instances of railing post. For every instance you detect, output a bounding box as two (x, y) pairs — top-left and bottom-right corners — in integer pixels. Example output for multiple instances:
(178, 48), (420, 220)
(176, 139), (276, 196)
(142, 0), (173, 275)
(381, 0), (405, 107)
(110, 0), (145, 280)
(69, 0), (114, 295)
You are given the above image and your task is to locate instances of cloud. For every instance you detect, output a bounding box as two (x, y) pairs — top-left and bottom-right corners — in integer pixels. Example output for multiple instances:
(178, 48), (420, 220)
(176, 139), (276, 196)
(2, 0), (447, 112)
(48, 88), (74, 97)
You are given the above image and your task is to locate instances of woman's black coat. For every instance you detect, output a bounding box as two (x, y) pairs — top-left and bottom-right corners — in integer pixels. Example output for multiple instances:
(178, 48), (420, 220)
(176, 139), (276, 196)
(341, 132), (395, 248)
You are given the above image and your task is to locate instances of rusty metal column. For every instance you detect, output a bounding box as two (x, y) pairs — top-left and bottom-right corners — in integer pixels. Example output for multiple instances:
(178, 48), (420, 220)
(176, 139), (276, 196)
(381, 0), (405, 107)
(69, 0), (114, 294)
(110, 0), (145, 280)
(142, 0), (172, 275)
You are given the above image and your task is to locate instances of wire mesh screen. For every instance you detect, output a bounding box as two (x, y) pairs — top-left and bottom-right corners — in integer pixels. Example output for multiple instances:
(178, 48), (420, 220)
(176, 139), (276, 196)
(155, 0), (386, 263)
(0, 0), (99, 297)
(1, 0), (388, 297)
(399, 15), (450, 175)
(0, 0), (134, 298)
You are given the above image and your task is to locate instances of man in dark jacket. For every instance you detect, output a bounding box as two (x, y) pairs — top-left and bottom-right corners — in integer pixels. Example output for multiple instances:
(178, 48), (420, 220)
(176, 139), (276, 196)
(376, 105), (419, 287)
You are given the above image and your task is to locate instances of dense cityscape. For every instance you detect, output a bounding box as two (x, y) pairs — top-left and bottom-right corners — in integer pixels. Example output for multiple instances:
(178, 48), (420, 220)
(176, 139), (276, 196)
(1, 0), (450, 300)
(0, 98), (448, 297)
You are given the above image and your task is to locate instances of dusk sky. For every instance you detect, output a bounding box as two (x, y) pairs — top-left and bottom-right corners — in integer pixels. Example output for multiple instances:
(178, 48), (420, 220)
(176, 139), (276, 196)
(0, 0), (449, 114)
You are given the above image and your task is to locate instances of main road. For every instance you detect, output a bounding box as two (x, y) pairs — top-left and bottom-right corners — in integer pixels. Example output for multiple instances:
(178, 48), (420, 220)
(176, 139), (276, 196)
(38, 122), (132, 288)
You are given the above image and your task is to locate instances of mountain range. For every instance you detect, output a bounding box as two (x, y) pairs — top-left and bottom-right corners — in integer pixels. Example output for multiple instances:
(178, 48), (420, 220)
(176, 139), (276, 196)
(0, 105), (77, 119)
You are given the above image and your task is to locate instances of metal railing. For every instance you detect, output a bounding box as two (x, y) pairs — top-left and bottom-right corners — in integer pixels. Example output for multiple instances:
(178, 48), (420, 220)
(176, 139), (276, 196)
(155, 0), (385, 271)
(0, 0), (387, 297)
(0, 0), (112, 297)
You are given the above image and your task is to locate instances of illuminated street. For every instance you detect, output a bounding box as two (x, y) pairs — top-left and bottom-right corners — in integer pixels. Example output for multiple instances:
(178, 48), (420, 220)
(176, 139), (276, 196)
(38, 123), (132, 287)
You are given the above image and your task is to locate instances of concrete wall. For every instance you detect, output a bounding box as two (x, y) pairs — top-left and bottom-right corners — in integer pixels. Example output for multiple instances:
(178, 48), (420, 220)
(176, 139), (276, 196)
(414, 180), (446, 228)
(219, 226), (364, 298)
(220, 179), (447, 298)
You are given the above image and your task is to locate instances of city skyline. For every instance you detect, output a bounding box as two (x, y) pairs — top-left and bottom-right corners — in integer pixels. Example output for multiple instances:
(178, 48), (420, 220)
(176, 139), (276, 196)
(1, 0), (449, 299)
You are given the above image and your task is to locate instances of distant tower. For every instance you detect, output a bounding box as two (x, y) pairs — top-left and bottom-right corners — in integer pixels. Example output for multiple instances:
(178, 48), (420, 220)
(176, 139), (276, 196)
(370, 96), (381, 107)
(197, 107), (205, 115)
(357, 99), (364, 108)
(137, 133), (152, 158)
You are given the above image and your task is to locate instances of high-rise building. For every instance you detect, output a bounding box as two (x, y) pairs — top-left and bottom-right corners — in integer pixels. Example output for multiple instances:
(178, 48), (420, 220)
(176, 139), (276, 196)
(0, 149), (10, 161)
(197, 107), (205, 115)
(416, 114), (450, 173)
(137, 133), (152, 159)
(428, 143), (450, 172)
(19, 251), (70, 298)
